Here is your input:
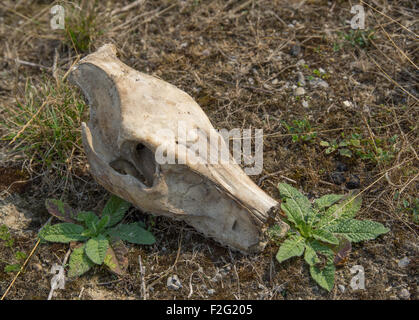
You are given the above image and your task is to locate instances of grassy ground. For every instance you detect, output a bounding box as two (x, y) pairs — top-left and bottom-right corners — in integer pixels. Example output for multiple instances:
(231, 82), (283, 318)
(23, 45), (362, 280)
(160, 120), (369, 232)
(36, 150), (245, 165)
(0, 0), (417, 300)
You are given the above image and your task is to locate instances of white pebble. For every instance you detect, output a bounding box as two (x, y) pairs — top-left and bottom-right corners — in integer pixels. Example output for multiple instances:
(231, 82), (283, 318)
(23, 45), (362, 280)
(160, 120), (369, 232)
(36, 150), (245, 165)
(167, 275), (182, 290)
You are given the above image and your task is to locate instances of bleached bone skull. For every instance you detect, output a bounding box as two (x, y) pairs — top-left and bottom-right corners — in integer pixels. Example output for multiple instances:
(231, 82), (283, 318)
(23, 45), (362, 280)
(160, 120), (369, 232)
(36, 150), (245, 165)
(69, 44), (286, 253)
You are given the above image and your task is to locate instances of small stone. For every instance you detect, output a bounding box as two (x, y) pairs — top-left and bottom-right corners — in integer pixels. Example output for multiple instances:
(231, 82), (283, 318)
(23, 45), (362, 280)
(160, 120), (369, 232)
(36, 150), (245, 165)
(294, 87), (305, 96)
(201, 49), (210, 56)
(210, 273), (222, 283)
(207, 289), (215, 295)
(346, 174), (360, 189)
(271, 78), (279, 85)
(167, 275), (182, 290)
(343, 101), (352, 107)
(331, 172), (346, 185)
(248, 77), (255, 85)
(398, 257), (411, 268)
(220, 266), (230, 275)
(290, 44), (301, 57)
(399, 288), (410, 300)
(309, 78), (329, 89)
(297, 72), (306, 86)
(336, 162), (348, 172)
(302, 100), (309, 108)
(32, 263), (43, 272)
(296, 59), (306, 66)
(338, 285), (345, 293)
(318, 67), (326, 74)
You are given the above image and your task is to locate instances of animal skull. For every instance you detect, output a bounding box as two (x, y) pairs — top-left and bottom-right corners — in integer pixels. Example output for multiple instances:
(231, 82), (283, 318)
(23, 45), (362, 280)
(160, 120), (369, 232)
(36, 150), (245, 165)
(69, 44), (286, 253)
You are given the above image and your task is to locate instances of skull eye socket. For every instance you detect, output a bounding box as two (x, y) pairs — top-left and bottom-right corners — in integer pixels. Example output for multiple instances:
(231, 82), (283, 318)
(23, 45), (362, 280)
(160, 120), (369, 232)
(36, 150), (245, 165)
(132, 143), (157, 187)
(109, 142), (158, 188)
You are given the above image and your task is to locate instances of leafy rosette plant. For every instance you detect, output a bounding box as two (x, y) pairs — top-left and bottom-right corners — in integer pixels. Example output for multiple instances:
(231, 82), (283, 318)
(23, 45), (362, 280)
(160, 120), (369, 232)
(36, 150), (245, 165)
(274, 183), (389, 291)
(39, 195), (155, 277)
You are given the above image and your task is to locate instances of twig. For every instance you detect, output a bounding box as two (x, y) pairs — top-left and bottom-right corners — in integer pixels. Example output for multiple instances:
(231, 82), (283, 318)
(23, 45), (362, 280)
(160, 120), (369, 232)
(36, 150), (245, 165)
(360, 0), (418, 38)
(111, 0), (145, 16)
(378, 25), (418, 70)
(15, 58), (50, 70)
(138, 254), (147, 300)
(52, 48), (60, 86)
(258, 170), (283, 186)
(187, 272), (194, 299)
(399, 172), (419, 195)
(366, 53), (419, 103)
(280, 175), (297, 184)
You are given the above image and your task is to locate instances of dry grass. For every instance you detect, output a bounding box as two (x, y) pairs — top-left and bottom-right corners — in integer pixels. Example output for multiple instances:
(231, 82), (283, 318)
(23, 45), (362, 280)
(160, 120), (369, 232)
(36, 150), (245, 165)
(0, 0), (417, 300)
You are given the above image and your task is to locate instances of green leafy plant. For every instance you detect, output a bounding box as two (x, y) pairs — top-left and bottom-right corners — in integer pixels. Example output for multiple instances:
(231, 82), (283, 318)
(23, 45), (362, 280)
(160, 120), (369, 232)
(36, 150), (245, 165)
(0, 224), (14, 247)
(320, 139), (353, 157)
(320, 133), (398, 163)
(273, 183), (389, 291)
(38, 195), (155, 277)
(282, 119), (317, 143)
(334, 29), (375, 50)
(395, 193), (419, 224)
(3, 251), (27, 273)
(0, 225), (28, 272)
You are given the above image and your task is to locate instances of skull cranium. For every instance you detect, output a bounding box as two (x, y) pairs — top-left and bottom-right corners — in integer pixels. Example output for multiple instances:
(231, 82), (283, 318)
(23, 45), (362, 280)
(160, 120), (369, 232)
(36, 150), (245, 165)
(69, 44), (286, 253)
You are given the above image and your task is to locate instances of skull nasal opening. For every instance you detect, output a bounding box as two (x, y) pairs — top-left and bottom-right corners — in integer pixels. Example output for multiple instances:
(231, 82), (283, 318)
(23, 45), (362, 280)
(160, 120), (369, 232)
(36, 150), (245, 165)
(110, 141), (158, 188)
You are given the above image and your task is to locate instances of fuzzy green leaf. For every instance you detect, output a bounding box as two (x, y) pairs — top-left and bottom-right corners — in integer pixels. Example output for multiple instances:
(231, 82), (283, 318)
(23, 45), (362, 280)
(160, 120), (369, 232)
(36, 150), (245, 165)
(310, 240), (335, 258)
(102, 195), (131, 227)
(307, 241), (335, 291)
(38, 223), (87, 243)
(45, 199), (78, 223)
(325, 147), (335, 154)
(77, 211), (99, 231)
(317, 194), (362, 228)
(304, 242), (320, 266)
(275, 235), (305, 263)
(339, 148), (352, 157)
(327, 219), (389, 242)
(108, 223), (155, 245)
(314, 194), (344, 211)
(310, 262), (335, 291)
(279, 183), (313, 226)
(4, 264), (21, 273)
(95, 215), (110, 234)
(104, 238), (129, 275)
(85, 235), (109, 265)
(68, 245), (94, 277)
(312, 229), (339, 245)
